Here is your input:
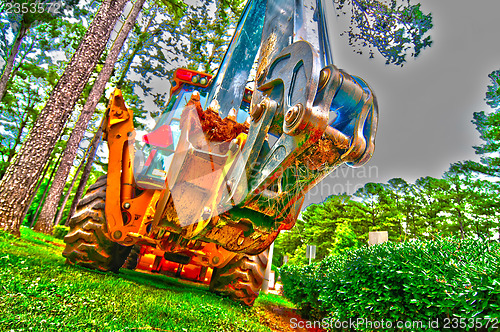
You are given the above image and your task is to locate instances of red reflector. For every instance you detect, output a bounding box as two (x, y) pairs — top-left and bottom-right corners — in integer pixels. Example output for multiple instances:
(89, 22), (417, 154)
(144, 149), (157, 167)
(175, 69), (193, 82)
(142, 125), (174, 148)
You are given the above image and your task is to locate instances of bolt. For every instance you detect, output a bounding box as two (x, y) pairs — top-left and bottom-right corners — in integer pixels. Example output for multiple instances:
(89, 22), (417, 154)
(123, 236), (134, 244)
(212, 256), (220, 264)
(250, 99), (267, 121)
(113, 230), (122, 239)
(123, 202), (131, 209)
(116, 109), (123, 116)
(201, 206), (211, 220)
(285, 104), (302, 125)
(228, 138), (239, 154)
(318, 68), (330, 90)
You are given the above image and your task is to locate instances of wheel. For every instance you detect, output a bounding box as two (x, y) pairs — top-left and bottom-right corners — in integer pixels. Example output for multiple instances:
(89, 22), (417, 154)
(209, 249), (269, 306)
(123, 244), (141, 270)
(63, 176), (131, 272)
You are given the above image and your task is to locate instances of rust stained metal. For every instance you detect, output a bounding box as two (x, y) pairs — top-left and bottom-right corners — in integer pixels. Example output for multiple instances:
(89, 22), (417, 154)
(256, 33), (277, 83)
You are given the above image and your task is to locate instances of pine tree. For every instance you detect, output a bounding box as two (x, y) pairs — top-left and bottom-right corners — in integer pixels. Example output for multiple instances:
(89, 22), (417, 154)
(0, 0), (129, 236)
(35, 0), (146, 233)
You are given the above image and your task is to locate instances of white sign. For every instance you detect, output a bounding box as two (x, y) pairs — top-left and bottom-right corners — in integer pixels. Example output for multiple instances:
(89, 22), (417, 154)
(306, 245), (316, 259)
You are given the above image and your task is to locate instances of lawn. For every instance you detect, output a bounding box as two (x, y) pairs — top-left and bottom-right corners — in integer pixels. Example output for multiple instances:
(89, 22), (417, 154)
(0, 227), (297, 332)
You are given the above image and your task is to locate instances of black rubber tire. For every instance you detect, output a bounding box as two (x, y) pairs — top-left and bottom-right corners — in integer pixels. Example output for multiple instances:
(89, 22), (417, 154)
(63, 176), (131, 273)
(123, 244), (141, 270)
(209, 249), (269, 306)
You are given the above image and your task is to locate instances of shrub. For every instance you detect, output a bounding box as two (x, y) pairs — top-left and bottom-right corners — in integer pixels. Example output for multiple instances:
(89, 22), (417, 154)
(52, 225), (70, 239)
(280, 237), (500, 330)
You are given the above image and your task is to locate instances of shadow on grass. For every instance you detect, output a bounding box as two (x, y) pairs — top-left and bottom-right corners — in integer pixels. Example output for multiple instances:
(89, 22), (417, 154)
(117, 268), (209, 294)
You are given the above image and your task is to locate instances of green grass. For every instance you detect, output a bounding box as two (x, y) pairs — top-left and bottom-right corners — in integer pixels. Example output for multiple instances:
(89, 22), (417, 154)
(255, 293), (295, 309)
(0, 227), (295, 332)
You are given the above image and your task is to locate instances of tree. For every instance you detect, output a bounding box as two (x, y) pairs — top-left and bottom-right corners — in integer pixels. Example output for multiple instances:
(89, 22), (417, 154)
(0, 15), (29, 100)
(443, 163), (477, 239)
(123, 0), (243, 114)
(469, 70), (500, 177)
(274, 226), (306, 266)
(0, 17), (86, 178)
(467, 179), (500, 239)
(386, 178), (415, 239)
(64, 121), (104, 226)
(335, 0), (433, 65)
(330, 221), (360, 256)
(274, 194), (360, 264)
(181, 0), (243, 73)
(442, 162), (500, 239)
(35, 0), (146, 233)
(351, 183), (392, 238)
(414, 176), (449, 238)
(0, 0), (79, 99)
(0, 0), (129, 236)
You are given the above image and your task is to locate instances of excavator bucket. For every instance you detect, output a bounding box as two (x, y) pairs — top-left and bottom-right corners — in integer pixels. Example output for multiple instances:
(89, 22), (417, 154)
(132, 0), (378, 240)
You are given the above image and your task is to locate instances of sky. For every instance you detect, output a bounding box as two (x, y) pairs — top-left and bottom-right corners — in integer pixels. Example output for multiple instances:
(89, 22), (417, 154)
(302, 0), (500, 207)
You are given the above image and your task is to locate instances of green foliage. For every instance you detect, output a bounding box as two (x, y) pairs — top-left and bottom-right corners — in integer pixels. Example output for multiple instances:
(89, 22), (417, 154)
(330, 221), (360, 256)
(335, 0), (433, 65)
(287, 243), (309, 266)
(352, 182), (401, 241)
(277, 169), (500, 266)
(120, 0), (245, 116)
(0, 227), (285, 332)
(281, 237), (500, 328)
(470, 69), (500, 176)
(0, 4), (87, 179)
(275, 194), (356, 266)
(52, 225), (69, 239)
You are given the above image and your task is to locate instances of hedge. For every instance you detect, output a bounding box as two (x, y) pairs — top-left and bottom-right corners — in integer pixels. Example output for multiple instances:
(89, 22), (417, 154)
(280, 237), (500, 331)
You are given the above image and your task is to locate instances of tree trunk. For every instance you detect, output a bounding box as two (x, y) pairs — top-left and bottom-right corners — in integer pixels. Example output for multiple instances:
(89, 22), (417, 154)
(456, 209), (465, 240)
(30, 153), (63, 229)
(116, 7), (157, 87)
(62, 2), (152, 226)
(35, 0), (145, 234)
(24, 124), (70, 224)
(52, 171), (77, 227)
(6, 107), (31, 165)
(22, 152), (53, 219)
(0, 0), (128, 236)
(0, 20), (30, 101)
(53, 141), (93, 227)
(65, 122), (103, 226)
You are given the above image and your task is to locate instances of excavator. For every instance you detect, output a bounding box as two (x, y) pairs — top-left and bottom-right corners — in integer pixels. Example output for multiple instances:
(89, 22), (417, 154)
(63, 0), (378, 305)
